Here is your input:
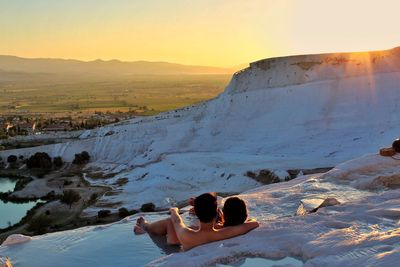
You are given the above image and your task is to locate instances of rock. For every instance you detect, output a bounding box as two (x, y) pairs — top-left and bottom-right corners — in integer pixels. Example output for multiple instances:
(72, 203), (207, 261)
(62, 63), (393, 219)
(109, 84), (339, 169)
(97, 209), (111, 218)
(1, 234), (32, 246)
(118, 207), (130, 218)
(371, 174), (400, 189)
(296, 197), (341, 216)
(105, 131), (114, 136)
(0, 257), (12, 267)
(140, 202), (155, 212)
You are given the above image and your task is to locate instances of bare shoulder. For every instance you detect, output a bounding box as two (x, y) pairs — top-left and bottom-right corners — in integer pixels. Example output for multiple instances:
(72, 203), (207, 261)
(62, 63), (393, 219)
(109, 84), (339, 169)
(179, 229), (207, 251)
(177, 226), (197, 242)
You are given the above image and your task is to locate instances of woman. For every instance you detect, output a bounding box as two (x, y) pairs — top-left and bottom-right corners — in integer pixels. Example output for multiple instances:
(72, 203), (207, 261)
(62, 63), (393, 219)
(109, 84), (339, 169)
(222, 196), (248, 227)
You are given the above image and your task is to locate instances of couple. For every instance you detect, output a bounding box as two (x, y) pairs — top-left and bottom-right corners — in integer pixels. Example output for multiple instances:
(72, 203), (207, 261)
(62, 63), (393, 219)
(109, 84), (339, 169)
(134, 192), (259, 251)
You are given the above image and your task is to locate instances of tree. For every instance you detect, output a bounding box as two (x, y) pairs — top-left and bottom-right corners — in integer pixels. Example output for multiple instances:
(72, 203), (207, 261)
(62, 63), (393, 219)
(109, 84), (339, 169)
(53, 156), (63, 168)
(81, 151), (90, 161)
(7, 155), (17, 163)
(27, 215), (52, 235)
(73, 151), (90, 165)
(26, 152), (52, 169)
(60, 190), (81, 208)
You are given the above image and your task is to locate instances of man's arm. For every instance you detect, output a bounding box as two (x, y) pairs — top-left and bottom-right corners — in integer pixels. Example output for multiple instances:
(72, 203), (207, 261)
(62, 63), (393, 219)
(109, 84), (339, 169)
(214, 221), (259, 241)
(170, 207), (193, 244)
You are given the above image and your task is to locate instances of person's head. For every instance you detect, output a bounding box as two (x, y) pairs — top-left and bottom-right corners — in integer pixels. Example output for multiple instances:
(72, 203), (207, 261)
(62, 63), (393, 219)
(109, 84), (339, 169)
(223, 197), (248, 227)
(393, 138), (400, 153)
(194, 192), (218, 223)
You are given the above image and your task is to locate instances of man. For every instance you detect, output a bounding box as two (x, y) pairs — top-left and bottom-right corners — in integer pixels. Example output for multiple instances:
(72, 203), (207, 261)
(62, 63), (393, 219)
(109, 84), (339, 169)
(134, 193), (259, 251)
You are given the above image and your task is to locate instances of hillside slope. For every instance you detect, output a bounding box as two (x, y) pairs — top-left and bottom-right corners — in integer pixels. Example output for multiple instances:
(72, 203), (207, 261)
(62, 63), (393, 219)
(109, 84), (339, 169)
(1, 47), (400, 212)
(1, 153), (399, 266)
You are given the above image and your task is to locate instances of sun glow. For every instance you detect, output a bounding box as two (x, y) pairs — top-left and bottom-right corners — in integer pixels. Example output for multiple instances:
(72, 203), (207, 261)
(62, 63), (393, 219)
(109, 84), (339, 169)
(0, 0), (399, 67)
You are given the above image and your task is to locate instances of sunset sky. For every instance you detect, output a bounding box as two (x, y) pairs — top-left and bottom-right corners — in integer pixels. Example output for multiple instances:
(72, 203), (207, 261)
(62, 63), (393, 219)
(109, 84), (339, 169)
(1, 0), (400, 67)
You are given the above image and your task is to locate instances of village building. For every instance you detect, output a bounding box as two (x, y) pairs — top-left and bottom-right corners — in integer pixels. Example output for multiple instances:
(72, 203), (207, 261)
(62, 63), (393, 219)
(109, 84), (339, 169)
(17, 122), (36, 135)
(42, 123), (72, 132)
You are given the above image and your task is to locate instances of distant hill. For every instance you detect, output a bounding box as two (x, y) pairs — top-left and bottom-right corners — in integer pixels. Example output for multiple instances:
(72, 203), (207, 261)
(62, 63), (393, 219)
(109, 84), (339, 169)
(0, 55), (237, 76)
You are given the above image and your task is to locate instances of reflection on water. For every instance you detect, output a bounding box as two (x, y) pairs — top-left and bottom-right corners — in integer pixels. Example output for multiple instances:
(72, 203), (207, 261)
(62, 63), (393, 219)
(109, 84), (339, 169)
(0, 178), (41, 229)
(217, 256), (304, 267)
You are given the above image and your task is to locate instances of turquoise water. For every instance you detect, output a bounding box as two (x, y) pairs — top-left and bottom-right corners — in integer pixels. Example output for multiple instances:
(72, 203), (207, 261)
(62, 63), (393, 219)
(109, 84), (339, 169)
(0, 214), (179, 267)
(217, 256), (304, 266)
(0, 211), (304, 267)
(0, 178), (41, 229)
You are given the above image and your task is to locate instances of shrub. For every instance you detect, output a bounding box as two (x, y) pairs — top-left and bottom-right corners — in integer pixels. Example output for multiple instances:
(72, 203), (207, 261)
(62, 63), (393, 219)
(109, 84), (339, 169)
(257, 170), (280, 184)
(34, 169), (50, 178)
(88, 193), (98, 205)
(7, 155), (17, 163)
(245, 169), (280, 184)
(27, 152), (52, 169)
(73, 151), (91, 165)
(118, 207), (130, 218)
(140, 202), (155, 212)
(27, 215), (52, 235)
(53, 156), (63, 168)
(245, 171), (256, 179)
(98, 209), (111, 218)
(43, 190), (57, 201)
(129, 209), (138, 216)
(63, 180), (73, 186)
(81, 151), (90, 161)
(60, 190), (81, 208)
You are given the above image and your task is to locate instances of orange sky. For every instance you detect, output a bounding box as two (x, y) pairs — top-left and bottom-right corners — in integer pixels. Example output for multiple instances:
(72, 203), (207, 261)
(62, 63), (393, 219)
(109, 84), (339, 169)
(1, 0), (400, 67)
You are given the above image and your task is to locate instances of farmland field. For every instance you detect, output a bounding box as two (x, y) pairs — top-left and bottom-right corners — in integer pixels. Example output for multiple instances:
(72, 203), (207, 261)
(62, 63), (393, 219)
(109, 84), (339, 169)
(0, 74), (231, 115)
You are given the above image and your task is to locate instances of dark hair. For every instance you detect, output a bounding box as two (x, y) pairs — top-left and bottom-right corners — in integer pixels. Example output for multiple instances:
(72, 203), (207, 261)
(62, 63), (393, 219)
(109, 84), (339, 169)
(194, 193), (218, 223)
(393, 138), (400, 153)
(223, 197), (248, 227)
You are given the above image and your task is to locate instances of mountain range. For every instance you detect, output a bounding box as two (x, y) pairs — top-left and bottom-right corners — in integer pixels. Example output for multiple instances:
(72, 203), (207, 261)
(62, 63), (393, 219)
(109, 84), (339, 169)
(0, 55), (239, 76)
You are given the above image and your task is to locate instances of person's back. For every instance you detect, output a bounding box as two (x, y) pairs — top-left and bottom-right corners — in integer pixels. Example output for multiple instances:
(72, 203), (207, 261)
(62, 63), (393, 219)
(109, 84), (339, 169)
(170, 193), (259, 251)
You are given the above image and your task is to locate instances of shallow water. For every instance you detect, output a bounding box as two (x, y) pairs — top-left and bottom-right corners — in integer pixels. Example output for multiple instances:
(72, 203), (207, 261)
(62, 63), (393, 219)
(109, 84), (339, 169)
(0, 178), (16, 192)
(0, 214), (180, 267)
(0, 178), (42, 229)
(217, 256), (304, 267)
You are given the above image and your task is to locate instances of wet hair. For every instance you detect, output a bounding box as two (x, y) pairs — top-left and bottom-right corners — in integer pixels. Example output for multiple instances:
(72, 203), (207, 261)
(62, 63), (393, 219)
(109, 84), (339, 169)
(222, 197), (248, 227)
(194, 193), (218, 223)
